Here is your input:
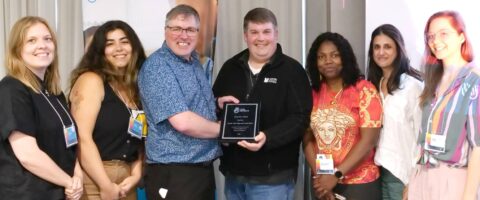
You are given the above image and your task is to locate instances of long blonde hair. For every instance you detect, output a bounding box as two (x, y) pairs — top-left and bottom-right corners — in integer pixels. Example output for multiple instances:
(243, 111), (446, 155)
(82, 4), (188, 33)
(6, 16), (61, 95)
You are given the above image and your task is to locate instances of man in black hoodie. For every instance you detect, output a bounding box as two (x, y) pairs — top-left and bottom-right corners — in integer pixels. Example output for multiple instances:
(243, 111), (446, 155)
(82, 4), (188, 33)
(213, 7), (312, 200)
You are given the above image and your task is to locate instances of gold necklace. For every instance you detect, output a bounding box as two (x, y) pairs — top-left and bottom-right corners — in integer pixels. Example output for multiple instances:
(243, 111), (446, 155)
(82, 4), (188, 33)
(330, 88), (344, 105)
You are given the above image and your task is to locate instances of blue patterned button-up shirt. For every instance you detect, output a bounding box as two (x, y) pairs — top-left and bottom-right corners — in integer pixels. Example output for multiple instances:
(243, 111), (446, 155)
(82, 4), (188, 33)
(138, 42), (221, 164)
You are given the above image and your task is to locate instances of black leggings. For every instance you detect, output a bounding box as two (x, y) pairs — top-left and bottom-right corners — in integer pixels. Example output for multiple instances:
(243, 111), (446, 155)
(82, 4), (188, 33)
(332, 178), (382, 200)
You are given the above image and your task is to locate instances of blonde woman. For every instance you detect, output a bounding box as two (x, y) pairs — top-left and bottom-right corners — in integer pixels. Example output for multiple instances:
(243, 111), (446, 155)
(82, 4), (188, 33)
(0, 16), (82, 200)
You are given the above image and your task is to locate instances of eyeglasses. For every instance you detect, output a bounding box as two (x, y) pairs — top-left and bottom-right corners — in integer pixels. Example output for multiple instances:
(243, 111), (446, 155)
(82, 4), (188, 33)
(165, 26), (199, 36)
(426, 30), (458, 43)
(318, 52), (341, 63)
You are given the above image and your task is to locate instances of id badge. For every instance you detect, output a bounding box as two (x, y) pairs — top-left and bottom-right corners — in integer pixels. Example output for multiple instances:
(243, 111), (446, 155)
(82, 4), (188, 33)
(64, 125), (78, 148)
(424, 132), (446, 153)
(135, 110), (148, 137)
(316, 154), (334, 174)
(128, 116), (143, 139)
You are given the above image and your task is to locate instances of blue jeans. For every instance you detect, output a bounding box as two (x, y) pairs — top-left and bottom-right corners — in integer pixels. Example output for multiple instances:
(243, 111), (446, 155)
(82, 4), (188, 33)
(224, 176), (295, 200)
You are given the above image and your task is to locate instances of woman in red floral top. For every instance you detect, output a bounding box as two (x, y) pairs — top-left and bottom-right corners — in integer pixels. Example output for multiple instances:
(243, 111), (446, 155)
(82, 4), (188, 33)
(304, 32), (383, 200)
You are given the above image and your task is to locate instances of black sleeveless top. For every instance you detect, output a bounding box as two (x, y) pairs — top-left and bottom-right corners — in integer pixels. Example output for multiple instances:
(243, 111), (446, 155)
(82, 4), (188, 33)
(93, 83), (142, 162)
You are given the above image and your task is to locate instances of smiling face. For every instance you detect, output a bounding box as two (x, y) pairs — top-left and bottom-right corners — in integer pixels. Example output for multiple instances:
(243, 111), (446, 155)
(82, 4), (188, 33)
(373, 33), (397, 72)
(21, 22), (55, 78)
(165, 14), (199, 60)
(104, 29), (132, 70)
(244, 22), (278, 63)
(427, 17), (465, 65)
(317, 41), (342, 81)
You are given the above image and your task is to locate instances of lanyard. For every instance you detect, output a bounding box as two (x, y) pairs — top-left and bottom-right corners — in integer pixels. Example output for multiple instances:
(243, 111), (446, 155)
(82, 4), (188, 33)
(112, 86), (138, 116)
(40, 91), (74, 127)
(425, 95), (445, 136)
(427, 65), (475, 135)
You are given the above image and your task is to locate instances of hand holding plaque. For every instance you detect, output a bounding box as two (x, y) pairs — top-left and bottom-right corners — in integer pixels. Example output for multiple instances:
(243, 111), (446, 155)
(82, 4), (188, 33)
(220, 103), (260, 142)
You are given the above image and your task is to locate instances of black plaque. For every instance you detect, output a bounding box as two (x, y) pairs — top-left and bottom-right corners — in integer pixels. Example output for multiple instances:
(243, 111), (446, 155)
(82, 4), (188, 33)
(220, 103), (260, 142)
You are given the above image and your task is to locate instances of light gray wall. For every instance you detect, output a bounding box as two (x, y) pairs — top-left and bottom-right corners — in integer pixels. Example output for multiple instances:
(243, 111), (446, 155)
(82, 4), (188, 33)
(329, 0), (366, 73)
(304, 0), (366, 73)
(305, 0), (327, 50)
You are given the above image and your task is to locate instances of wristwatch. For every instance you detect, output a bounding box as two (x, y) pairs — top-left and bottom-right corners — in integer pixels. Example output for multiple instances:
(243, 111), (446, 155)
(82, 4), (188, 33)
(334, 168), (344, 179)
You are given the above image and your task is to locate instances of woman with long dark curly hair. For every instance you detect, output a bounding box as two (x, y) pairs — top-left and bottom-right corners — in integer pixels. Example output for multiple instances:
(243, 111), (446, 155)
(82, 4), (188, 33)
(304, 32), (382, 200)
(69, 20), (146, 200)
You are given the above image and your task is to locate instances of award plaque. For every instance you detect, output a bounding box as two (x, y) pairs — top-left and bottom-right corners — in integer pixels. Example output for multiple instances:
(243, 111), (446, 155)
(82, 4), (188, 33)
(220, 103), (260, 142)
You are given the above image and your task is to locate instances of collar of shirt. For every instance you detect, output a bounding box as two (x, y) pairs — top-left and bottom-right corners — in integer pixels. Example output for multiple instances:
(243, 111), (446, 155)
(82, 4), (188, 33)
(161, 41), (200, 64)
(441, 62), (475, 97)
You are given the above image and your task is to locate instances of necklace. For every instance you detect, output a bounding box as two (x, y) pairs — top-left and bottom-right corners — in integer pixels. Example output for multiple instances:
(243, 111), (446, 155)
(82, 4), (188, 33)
(330, 88), (344, 105)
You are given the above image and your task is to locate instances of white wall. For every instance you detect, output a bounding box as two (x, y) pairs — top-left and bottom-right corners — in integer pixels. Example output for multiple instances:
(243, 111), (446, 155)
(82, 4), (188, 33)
(82, 0), (173, 55)
(366, 0), (480, 71)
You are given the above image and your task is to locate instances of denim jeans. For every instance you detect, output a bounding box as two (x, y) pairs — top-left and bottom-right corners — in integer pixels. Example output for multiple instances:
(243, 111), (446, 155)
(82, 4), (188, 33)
(380, 167), (404, 200)
(224, 176), (295, 200)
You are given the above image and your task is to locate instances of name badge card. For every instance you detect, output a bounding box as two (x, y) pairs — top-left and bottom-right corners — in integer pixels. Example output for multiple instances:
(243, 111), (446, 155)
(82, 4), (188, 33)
(220, 103), (260, 142)
(64, 125), (78, 148)
(424, 132), (446, 153)
(128, 109), (143, 139)
(316, 154), (334, 174)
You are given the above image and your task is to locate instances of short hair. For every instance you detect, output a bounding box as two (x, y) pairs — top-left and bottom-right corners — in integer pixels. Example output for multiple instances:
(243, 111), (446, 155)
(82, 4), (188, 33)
(165, 4), (200, 28)
(420, 10), (474, 105)
(70, 20), (146, 106)
(6, 16), (61, 95)
(243, 7), (278, 32)
(306, 32), (362, 92)
(367, 24), (422, 95)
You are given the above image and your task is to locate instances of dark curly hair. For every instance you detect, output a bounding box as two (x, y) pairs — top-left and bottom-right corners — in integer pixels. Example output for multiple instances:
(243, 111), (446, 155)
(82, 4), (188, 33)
(70, 20), (146, 106)
(306, 32), (362, 92)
